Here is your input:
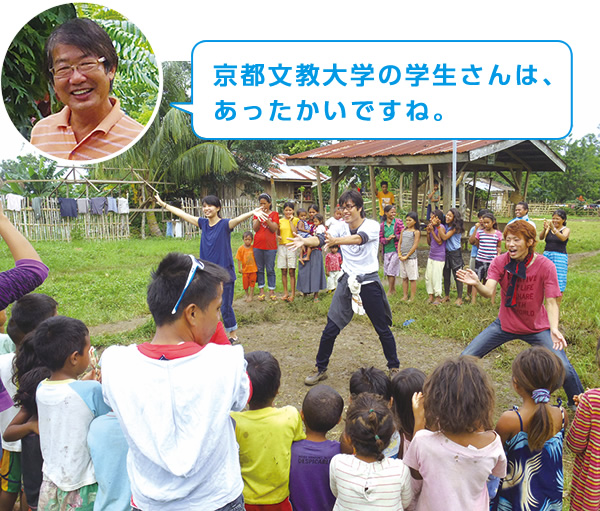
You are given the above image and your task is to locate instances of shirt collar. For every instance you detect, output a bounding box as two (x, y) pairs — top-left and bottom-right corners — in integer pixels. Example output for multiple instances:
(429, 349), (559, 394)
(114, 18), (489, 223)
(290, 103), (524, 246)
(55, 97), (124, 134)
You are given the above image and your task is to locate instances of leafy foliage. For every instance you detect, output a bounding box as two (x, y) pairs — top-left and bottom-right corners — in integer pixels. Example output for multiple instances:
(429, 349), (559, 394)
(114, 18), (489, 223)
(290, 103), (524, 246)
(0, 154), (66, 195)
(1, 5), (76, 138)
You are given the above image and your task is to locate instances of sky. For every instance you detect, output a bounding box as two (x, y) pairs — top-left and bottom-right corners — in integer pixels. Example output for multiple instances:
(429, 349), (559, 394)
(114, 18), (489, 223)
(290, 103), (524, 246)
(1, 0), (598, 164)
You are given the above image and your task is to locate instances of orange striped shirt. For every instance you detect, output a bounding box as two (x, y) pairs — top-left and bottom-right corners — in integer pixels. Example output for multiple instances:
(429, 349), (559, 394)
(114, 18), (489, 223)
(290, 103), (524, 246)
(566, 388), (600, 510)
(30, 97), (144, 161)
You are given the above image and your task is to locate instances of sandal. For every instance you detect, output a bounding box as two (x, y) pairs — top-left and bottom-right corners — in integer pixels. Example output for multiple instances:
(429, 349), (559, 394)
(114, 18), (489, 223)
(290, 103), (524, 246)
(269, 295), (278, 302)
(286, 296), (295, 303)
(257, 295), (266, 302)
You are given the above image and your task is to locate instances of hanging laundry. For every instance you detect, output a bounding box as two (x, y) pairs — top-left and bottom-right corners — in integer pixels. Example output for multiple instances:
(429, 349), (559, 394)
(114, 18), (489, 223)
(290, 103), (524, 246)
(58, 198), (78, 218)
(31, 197), (43, 220)
(117, 198), (130, 214)
(5, 193), (23, 211)
(76, 198), (89, 214)
(107, 197), (118, 213)
(89, 197), (107, 215)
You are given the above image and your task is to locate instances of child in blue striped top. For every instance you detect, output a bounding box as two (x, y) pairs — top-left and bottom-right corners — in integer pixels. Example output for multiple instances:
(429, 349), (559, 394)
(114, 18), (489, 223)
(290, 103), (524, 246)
(469, 212), (502, 304)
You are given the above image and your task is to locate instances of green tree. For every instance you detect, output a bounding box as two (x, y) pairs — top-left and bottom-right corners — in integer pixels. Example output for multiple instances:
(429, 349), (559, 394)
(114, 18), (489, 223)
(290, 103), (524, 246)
(0, 154), (66, 196)
(1, 5), (76, 138)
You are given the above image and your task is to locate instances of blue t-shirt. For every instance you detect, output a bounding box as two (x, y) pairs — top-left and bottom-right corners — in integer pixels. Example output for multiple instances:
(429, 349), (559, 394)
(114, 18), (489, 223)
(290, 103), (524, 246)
(197, 217), (236, 281)
(469, 226), (479, 258)
(88, 413), (131, 511)
(446, 228), (462, 251)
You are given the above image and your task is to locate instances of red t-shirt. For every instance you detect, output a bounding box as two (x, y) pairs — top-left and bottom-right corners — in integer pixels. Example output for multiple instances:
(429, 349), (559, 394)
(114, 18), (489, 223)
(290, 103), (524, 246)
(253, 210), (279, 250)
(137, 321), (231, 360)
(487, 252), (561, 335)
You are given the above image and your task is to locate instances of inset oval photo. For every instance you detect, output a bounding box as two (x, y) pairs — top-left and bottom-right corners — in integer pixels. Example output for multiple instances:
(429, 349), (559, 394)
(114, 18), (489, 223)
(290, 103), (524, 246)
(1, 3), (161, 163)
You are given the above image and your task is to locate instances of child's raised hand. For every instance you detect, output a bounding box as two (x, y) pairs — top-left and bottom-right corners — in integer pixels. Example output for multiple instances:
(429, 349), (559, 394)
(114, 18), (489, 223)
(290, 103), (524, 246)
(154, 194), (166, 208)
(412, 391), (425, 433)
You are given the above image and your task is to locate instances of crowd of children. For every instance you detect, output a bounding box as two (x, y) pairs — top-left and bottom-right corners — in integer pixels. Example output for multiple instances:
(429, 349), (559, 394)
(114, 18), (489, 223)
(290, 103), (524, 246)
(2, 187), (598, 511)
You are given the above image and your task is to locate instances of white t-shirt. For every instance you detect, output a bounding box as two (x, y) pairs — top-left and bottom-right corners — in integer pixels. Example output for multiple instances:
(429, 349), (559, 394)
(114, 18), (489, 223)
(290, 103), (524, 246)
(330, 454), (412, 510)
(37, 379), (110, 491)
(325, 217), (344, 229)
(0, 352), (20, 452)
(101, 343), (250, 511)
(403, 429), (506, 511)
(328, 219), (380, 277)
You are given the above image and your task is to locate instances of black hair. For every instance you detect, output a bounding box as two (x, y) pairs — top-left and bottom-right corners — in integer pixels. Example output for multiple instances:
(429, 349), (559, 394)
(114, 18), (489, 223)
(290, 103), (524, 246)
(383, 204), (396, 215)
(405, 211), (419, 225)
(258, 193), (272, 209)
(283, 201), (295, 211)
(339, 189), (365, 218)
(446, 208), (464, 234)
(314, 213), (324, 224)
(431, 209), (445, 224)
(242, 231), (253, 239)
(349, 367), (391, 401)
(481, 212), (498, 230)
(517, 201), (529, 211)
(147, 253), (230, 327)
(45, 18), (118, 82)
(329, 244), (339, 250)
(309, 204), (319, 213)
(6, 294), (58, 346)
(552, 209), (567, 226)
(297, 208), (307, 215)
(381, 181), (389, 187)
(477, 208), (492, 218)
(302, 384), (344, 433)
(12, 333), (50, 414)
(32, 316), (88, 372)
(245, 351), (281, 408)
(391, 368), (426, 439)
(202, 195), (222, 218)
(345, 393), (395, 461)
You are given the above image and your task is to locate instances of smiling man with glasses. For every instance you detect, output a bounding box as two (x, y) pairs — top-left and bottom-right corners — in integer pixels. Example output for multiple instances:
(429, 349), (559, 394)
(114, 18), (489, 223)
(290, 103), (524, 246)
(30, 18), (144, 160)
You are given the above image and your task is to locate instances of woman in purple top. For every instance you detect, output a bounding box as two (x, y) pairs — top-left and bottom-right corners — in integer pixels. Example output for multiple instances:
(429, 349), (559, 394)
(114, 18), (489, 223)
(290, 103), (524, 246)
(0, 201), (49, 310)
(425, 209), (446, 305)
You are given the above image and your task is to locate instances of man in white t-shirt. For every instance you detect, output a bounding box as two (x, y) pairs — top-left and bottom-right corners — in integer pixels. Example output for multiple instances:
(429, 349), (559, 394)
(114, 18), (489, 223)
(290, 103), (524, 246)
(288, 190), (400, 385)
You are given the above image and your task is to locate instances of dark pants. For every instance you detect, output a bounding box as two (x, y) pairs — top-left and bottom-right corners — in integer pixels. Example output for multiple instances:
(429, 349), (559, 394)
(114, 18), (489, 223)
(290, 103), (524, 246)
(443, 248), (464, 299)
(221, 280), (237, 333)
(316, 282), (399, 370)
(462, 318), (584, 405)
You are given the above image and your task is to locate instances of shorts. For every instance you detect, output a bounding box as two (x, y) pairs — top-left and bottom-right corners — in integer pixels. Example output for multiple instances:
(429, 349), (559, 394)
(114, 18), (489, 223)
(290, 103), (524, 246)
(242, 272), (257, 290)
(475, 259), (492, 282)
(383, 251), (400, 277)
(469, 256), (477, 271)
(277, 244), (297, 269)
(244, 497), (292, 511)
(38, 480), (97, 511)
(399, 258), (418, 280)
(0, 449), (21, 493)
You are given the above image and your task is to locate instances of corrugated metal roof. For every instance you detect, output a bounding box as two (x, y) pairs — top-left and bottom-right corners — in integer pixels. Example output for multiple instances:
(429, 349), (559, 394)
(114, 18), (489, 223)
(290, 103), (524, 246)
(290, 140), (498, 159)
(465, 178), (514, 192)
(263, 154), (330, 182)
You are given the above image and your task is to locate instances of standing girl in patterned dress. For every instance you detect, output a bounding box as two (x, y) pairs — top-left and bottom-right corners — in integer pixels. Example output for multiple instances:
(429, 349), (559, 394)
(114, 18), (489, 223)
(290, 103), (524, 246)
(540, 209), (570, 306)
(469, 212), (502, 305)
(566, 337), (600, 511)
(379, 205), (404, 296)
(397, 212), (420, 302)
(493, 346), (567, 511)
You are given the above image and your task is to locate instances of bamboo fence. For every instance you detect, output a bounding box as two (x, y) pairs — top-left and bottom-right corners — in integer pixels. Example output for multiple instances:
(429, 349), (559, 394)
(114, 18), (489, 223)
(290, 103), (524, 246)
(1, 196), (130, 241)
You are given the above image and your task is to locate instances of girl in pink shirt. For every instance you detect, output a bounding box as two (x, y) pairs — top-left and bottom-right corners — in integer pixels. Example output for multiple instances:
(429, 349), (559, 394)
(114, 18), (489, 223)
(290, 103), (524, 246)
(403, 357), (507, 511)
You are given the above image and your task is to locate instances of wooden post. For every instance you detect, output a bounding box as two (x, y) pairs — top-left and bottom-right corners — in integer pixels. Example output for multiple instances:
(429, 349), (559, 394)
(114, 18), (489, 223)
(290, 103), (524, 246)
(523, 170), (531, 201)
(316, 167), (323, 214)
(141, 185), (146, 240)
(330, 166), (340, 214)
(469, 171), (477, 221)
(442, 163), (452, 213)
(369, 165), (377, 220)
(411, 169), (419, 213)
(270, 176), (276, 206)
(399, 172), (404, 210)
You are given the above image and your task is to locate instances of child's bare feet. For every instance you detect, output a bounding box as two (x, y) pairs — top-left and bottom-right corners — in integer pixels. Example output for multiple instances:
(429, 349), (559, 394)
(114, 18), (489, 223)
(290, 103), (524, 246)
(427, 295), (434, 304)
(245, 296), (252, 302)
(455, 298), (463, 306)
(432, 298), (442, 305)
(400, 296), (408, 301)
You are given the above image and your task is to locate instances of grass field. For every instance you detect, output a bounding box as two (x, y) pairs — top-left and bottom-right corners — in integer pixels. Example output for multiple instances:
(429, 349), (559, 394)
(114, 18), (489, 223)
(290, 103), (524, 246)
(2, 218), (599, 388)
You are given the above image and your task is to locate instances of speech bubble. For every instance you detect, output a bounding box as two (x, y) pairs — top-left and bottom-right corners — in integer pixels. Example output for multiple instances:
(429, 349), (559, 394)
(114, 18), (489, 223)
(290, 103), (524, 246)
(173, 40), (572, 140)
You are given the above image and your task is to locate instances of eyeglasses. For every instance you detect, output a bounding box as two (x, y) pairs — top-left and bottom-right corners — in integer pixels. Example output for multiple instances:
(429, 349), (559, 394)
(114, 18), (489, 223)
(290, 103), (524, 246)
(172, 255), (205, 315)
(50, 57), (106, 79)
(341, 204), (356, 212)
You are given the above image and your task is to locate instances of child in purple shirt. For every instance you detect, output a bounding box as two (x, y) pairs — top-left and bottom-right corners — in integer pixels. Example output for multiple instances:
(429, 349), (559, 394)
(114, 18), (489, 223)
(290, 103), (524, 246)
(289, 385), (344, 511)
(425, 209), (446, 305)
